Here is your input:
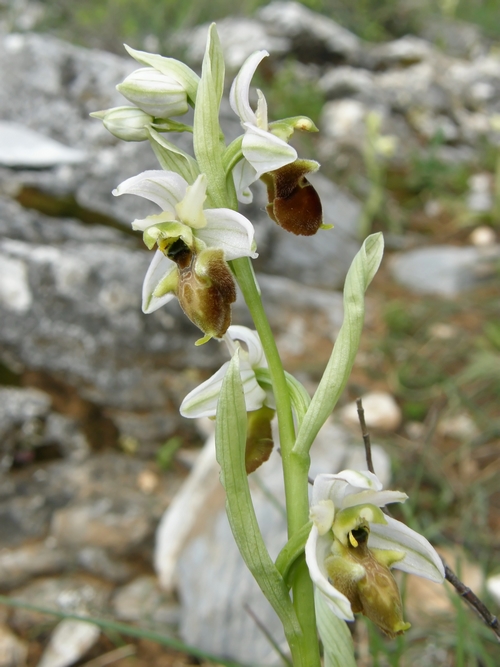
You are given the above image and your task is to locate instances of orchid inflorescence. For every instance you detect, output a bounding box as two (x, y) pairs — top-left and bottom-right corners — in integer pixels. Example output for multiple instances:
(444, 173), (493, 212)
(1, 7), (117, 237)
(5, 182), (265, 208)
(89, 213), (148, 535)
(93, 25), (445, 666)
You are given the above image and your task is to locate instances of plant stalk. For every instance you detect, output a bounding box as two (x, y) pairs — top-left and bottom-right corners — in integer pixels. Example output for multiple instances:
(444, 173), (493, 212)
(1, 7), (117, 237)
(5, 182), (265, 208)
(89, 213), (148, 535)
(231, 256), (320, 667)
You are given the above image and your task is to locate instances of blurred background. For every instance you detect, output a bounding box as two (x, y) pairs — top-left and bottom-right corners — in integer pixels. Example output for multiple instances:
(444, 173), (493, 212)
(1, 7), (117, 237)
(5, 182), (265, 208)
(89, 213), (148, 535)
(0, 1), (499, 665)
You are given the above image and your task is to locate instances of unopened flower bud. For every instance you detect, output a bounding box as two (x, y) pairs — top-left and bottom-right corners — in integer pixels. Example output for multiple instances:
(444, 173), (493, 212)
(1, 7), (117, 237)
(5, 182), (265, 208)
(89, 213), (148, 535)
(90, 106), (153, 141)
(261, 159), (323, 236)
(117, 67), (189, 118)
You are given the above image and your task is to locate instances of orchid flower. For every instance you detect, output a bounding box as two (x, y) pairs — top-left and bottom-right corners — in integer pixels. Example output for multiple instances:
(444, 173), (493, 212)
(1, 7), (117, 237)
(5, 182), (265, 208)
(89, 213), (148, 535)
(113, 171), (257, 338)
(229, 51), (323, 235)
(181, 325), (276, 473)
(306, 470), (445, 637)
(180, 325), (272, 418)
(229, 50), (297, 200)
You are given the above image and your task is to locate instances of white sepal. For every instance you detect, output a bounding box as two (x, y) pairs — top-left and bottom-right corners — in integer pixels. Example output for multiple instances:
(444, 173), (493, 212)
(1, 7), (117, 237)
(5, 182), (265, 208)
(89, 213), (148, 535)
(113, 170), (187, 213)
(229, 50), (269, 127)
(201, 209), (257, 260)
(305, 526), (354, 621)
(141, 250), (177, 314)
(369, 516), (445, 583)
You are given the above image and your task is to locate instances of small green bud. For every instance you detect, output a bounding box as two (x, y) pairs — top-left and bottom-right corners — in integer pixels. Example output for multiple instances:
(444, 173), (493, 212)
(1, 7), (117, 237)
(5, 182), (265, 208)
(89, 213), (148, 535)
(261, 159), (323, 236)
(90, 106), (153, 142)
(117, 67), (189, 118)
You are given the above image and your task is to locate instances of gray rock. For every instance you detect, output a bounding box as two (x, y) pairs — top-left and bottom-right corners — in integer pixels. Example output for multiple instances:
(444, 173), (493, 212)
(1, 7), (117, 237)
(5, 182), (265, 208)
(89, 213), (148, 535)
(112, 575), (180, 628)
(367, 35), (436, 70)
(48, 453), (178, 556)
(390, 245), (500, 296)
(36, 619), (100, 667)
(257, 1), (362, 64)
(10, 575), (111, 631)
(319, 66), (376, 102)
(0, 199), (208, 442)
(0, 625), (28, 667)
(77, 547), (135, 584)
(0, 385), (90, 469)
(421, 17), (488, 60)
(172, 18), (290, 70)
(0, 542), (71, 591)
(50, 498), (153, 556)
(0, 122), (85, 168)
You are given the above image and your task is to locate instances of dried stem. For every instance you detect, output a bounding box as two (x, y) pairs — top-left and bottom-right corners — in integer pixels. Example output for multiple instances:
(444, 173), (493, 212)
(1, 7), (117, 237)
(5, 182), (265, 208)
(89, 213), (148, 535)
(244, 603), (293, 666)
(443, 560), (500, 642)
(356, 397), (375, 474)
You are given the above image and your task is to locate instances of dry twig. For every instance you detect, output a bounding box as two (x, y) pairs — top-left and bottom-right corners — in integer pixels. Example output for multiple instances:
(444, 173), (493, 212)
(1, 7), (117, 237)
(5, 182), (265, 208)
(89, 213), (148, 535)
(355, 397), (500, 642)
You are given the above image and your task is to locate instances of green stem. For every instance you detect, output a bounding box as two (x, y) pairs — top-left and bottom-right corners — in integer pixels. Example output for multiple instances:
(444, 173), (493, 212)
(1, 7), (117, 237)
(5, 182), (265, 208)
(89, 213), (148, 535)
(230, 256), (320, 667)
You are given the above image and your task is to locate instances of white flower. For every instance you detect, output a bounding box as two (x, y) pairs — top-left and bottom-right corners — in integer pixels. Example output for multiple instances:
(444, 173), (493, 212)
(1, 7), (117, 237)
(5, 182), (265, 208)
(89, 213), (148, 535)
(305, 470), (445, 634)
(229, 50), (297, 202)
(113, 171), (257, 314)
(180, 325), (272, 418)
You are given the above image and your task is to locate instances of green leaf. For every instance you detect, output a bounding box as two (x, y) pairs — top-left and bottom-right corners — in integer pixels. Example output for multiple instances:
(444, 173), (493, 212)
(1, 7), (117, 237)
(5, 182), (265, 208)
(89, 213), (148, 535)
(293, 233), (384, 457)
(315, 588), (356, 667)
(124, 44), (200, 105)
(275, 521), (312, 588)
(216, 351), (302, 641)
(254, 368), (311, 428)
(147, 127), (200, 184)
(193, 24), (234, 209)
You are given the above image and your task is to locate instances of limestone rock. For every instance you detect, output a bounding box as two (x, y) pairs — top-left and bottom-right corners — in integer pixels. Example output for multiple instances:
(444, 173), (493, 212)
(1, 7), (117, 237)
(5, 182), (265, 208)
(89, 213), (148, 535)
(0, 625), (28, 667)
(0, 122), (85, 168)
(258, 1), (362, 64)
(0, 542), (71, 591)
(10, 575), (111, 631)
(36, 620), (100, 667)
(340, 392), (402, 431)
(389, 245), (500, 297)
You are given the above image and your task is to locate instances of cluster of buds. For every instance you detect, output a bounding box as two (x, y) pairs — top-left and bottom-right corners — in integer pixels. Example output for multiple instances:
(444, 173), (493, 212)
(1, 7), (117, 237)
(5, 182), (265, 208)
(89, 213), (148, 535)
(92, 38), (324, 341)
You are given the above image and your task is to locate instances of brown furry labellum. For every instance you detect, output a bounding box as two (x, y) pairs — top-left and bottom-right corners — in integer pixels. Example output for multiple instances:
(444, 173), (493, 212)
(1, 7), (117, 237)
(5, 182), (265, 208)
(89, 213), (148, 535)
(167, 239), (236, 339)
(261, 159), (323, 236)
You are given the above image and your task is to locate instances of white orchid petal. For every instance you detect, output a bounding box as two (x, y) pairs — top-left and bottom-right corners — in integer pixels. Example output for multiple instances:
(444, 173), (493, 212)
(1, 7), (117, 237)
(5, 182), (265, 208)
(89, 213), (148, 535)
(311, 475), (338, 507)
(175, 174), (207, 230)
(229, 50), (269, 126)
(369, 516), (445, 583)
(306, 527), (354, 621)
(342, 489), (408, 509)
(180, 361), (231, 418)
(201, 209), (258, 260)
(310, 500), (335, 536)
(255, 89), (268, 129)
(242, 125), (297, 178)
(180, 361), (267, 419)
(226, 326), (267, 369)
(113, 170), (188, 212)
(332, 470), (384, 493)
(233, 159), (258, 204)
(141, 249), (176, 314)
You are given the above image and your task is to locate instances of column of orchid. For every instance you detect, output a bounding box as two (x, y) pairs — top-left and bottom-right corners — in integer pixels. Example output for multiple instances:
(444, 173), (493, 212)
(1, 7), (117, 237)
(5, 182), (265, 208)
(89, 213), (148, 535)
(93, 25), (444, 667)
